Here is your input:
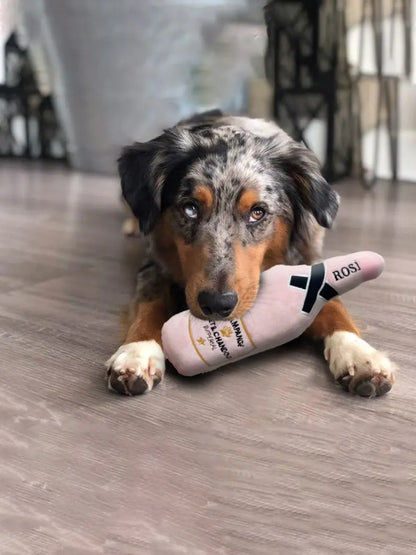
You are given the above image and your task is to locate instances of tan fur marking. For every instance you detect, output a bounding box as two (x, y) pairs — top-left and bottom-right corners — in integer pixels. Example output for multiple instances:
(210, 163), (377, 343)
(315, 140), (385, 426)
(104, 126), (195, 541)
(174, 238), (210, 317)
(153, 212), (212, 318)
(125, 296), (171, 345)
(194, 186), (213, 208)
(231, 241), (268, 316)
(238, 190), (259, 213)
(262, 219), (290, 270)
(305, 298), (360, 339)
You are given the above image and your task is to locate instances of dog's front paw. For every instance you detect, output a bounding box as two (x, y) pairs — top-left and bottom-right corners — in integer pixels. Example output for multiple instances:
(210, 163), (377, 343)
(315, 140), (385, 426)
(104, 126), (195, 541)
(324, 331), (396, 398)
(106, 340), (165, 396)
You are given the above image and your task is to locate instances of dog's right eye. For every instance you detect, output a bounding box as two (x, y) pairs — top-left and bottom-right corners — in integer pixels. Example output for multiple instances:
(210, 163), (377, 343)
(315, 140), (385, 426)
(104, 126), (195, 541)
(182, 201), (199, 220)
(248, 205), (266, 223)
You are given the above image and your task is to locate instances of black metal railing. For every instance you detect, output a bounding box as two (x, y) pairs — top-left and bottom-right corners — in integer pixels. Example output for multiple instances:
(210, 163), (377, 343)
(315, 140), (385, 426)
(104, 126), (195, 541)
(0, 32), (66, 161)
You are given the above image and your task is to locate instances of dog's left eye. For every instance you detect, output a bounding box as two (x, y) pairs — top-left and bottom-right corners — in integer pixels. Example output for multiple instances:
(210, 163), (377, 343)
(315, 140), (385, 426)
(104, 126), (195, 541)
(249, 206), (266, 223)
(183, 201), (199, 220)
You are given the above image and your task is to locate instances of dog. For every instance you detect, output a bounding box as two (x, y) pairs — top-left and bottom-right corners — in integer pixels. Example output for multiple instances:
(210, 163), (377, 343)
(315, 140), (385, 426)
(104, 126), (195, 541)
(106, 110), (395, 397)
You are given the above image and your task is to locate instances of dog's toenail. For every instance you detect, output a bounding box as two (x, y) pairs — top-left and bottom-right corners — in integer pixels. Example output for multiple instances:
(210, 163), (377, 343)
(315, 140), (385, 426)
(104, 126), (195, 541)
(337, 375), (351, 392)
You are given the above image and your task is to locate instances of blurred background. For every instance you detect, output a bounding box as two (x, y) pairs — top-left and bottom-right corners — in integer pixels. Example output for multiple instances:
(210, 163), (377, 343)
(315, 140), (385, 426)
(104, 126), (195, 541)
(0, 0), (414, 186)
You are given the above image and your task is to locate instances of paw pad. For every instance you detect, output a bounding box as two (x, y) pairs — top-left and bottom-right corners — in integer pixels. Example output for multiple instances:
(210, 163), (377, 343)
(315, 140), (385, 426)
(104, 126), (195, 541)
(337, 373), (393, 398)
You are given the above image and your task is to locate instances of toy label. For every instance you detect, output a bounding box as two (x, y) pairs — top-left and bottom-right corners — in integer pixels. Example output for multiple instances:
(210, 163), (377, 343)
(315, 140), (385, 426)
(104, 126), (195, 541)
(332, 261), (361, 281)
(188, 315), (256, 366)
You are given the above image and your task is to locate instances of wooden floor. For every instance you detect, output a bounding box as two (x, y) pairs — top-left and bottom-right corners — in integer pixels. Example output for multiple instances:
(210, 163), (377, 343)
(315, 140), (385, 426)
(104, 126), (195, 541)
(1, 160), (415, 555)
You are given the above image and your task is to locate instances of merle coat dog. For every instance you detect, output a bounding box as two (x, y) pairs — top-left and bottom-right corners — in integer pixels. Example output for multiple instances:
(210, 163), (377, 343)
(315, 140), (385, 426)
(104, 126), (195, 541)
(106, 111), (395, 398)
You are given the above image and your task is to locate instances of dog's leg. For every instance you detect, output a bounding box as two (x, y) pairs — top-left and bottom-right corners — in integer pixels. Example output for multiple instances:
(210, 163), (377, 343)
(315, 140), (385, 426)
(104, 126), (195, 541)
(106, 261), (173, 396)
(306, 299), (395, 397)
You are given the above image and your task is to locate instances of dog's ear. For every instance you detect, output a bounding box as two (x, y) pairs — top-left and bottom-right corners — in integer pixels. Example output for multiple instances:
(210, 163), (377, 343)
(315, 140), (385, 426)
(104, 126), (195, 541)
(269, 138), (340, 229)
(118, 130), (195, 235)
(118, 142), (160, 235)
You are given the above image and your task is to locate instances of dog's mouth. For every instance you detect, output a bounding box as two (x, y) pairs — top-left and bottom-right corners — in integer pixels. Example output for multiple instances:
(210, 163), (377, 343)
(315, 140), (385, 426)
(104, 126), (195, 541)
(187, 308), (242, 322)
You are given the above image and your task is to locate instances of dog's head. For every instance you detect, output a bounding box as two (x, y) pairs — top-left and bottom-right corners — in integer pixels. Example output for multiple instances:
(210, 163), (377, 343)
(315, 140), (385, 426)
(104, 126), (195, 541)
(119, 123), (339, 319)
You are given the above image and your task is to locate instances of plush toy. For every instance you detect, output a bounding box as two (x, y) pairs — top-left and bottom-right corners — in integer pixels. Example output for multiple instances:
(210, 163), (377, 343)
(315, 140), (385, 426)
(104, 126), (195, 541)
(161, 251), (384, 376)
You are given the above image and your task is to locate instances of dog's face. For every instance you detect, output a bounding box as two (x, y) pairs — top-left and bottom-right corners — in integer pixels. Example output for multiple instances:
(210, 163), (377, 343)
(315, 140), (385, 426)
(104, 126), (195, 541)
(119, 122), (339, 319)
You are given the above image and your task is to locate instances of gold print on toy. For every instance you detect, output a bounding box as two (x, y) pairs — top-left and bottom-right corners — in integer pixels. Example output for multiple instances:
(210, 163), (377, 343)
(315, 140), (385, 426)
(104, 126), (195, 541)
(220, 326), (233, 338)
(208, 321), (232, 359)
(189, 314), (256, 367)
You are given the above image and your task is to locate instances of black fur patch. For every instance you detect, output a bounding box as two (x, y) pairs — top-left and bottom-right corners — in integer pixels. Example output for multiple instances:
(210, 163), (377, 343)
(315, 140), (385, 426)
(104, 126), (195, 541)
(270, 144), (339, 229)
(118, 143), (160, 235)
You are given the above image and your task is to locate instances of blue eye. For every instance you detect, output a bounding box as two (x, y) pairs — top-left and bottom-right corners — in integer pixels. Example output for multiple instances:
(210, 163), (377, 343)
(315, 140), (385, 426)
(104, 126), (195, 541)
(183, 202), (199, 220)
(249, 206), (266, 223)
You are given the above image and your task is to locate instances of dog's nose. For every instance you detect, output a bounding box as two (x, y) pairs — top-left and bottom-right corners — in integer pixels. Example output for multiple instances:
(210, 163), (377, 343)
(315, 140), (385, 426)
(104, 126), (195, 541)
(198, 291), (238, 318)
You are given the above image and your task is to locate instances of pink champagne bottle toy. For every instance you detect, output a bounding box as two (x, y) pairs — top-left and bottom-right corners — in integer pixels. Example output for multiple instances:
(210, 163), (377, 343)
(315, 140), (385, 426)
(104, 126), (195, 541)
(161, 251), (385, 376)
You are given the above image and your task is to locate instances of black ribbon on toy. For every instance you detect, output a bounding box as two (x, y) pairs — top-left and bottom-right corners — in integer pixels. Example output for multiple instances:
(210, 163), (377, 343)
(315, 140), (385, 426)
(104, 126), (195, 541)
(290, 262), (338, 313)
